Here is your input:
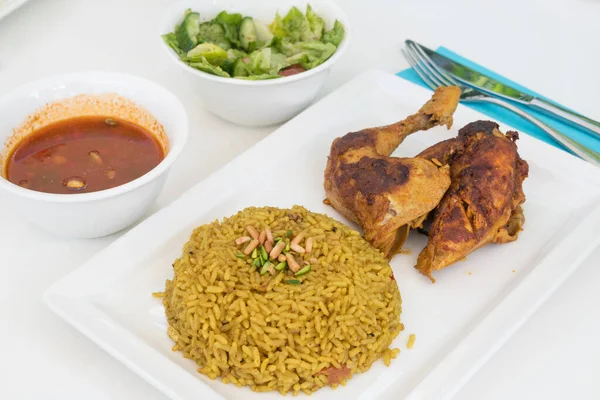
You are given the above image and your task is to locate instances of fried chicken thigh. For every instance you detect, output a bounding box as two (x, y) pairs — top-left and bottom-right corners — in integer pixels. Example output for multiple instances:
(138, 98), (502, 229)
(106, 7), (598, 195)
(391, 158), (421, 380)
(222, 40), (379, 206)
(324, 87), (461, 257)
(416, 121), (529, 282)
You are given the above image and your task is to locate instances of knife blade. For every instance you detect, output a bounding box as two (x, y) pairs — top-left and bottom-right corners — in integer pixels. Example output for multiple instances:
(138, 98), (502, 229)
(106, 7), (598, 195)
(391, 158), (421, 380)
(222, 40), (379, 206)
(412, 41), (600, 138)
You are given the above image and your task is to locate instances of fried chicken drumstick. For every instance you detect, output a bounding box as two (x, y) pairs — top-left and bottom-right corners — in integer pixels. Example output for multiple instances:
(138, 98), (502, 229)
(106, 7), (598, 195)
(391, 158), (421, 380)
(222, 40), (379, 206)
(416, 121), (529, 282)
(324, 87), (461, 257)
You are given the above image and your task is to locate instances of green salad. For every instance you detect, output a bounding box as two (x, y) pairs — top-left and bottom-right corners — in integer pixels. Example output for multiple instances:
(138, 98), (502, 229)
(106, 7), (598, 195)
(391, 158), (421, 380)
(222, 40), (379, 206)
(162, 5), (345, 80)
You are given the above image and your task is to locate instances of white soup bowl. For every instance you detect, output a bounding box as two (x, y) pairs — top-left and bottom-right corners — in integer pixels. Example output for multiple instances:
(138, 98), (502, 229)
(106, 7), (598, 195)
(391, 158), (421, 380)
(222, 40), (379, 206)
(0, 71), (188, 238)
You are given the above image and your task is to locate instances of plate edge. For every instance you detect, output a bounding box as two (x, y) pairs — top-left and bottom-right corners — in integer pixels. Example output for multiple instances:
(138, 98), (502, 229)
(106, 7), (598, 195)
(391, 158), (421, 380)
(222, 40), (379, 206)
(403, 201), (600, 400)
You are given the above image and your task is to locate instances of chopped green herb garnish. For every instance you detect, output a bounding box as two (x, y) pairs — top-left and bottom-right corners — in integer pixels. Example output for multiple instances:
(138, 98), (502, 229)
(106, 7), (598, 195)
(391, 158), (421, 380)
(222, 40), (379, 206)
(260, 246), (269, 261)
(284, 242), (291, 253)
(295, 265), (311, 276)
(274, 237), (282, 243)
(251, 248), (258, 259)
(274, 262), (287, 271)
(236, 253), (246, 259)
(285, 279), (301, 285)
(285, 230), (292, 238)
(252, 258), (261, 267)
(260, 264), (270, 275)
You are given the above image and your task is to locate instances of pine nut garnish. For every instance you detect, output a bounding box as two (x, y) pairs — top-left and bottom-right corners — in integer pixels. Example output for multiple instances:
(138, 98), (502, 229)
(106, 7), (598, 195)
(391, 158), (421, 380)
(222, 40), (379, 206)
(246, 226), (259, 240)
(278, 254), (287, 262)
(258, 230), (266, 245)
(286, 254), (301, 273)
(291, 232), (305, 246)
(265, 240), (273, 254)
(88, 151), (102, 164)
(269, 241), (286, 259)
(243, 239), (259, 255)
(235, 236), (251, 245)
(305, 237), (313, 253)
(290, 243), (305, 254)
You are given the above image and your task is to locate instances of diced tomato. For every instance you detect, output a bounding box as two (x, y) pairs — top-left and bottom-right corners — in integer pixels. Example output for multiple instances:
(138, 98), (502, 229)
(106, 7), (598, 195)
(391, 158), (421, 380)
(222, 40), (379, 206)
(315, 365), (352, 385)
(278, 64), (306, 77)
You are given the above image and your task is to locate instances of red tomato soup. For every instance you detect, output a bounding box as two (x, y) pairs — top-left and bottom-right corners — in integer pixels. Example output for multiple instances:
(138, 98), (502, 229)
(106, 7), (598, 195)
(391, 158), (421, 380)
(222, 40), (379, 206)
(5, 116), (165, 194)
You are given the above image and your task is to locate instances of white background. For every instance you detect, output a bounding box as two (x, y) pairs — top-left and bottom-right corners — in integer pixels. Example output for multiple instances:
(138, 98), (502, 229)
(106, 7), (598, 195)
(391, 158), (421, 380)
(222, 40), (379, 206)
(1, 0), (599, 398)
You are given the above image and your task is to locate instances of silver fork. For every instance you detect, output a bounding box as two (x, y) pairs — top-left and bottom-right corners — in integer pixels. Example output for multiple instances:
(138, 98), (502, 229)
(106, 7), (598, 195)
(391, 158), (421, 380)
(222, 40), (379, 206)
(402, 41), (600, 167)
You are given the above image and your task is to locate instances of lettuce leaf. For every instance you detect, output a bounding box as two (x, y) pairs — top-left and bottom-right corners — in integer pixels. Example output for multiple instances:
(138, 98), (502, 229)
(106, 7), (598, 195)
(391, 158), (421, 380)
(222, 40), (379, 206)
(188, 57), (231, 77)
(274, 39), (303, 57)
(269, 52), (288, 74)
(269, 13), (285, 38)
(162, 33), (185, 57)
(323, 20), (344, 47)
(270, 6), (317, 42)
(244, 47), (289, 75)
(306, 5), (325, 40)
(285, 41), (336, 69)
(248, 47), (271, 73)
(282, 6), (312, 41)
(213, 11), (243, 47)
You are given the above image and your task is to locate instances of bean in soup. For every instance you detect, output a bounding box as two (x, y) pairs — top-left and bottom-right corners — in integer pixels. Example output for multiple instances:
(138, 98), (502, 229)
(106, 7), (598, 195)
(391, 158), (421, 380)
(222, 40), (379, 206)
(4, 116), (165, 194)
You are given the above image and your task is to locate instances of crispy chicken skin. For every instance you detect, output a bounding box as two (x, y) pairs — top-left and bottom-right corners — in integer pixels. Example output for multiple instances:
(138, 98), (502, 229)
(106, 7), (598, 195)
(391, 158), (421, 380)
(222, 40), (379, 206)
(416, 121), (529, 282)
(324, 87), (461, 257)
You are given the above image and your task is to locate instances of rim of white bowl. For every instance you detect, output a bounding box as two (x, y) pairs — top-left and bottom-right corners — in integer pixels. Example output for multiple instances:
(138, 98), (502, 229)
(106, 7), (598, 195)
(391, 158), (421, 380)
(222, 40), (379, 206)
(0, 71), (189, 204)
(159, 0), (351, 86)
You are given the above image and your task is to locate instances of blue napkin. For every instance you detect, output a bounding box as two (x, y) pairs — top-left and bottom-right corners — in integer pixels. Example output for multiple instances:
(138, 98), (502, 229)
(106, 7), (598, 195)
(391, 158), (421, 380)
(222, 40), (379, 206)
(397, 47), (600, 154)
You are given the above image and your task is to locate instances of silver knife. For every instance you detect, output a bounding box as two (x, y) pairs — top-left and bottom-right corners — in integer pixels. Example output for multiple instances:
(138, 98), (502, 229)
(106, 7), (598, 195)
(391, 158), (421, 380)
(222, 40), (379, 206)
(415, 43), (600, 139)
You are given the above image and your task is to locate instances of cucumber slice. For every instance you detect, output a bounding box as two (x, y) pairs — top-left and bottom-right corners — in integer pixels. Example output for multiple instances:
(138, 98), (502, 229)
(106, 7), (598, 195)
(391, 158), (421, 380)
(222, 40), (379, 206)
(222, 48), (247, 75)
(239, 17), (257, 51)
(232, 58), (249, 77)
(176, 12), (201, 52)
(197, 22), (231, 50)
(197, 21), (211, 34)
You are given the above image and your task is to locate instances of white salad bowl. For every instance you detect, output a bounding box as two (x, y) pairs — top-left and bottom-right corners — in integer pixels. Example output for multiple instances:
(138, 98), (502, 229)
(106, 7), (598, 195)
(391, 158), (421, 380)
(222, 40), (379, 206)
(0, 71), (188, 238)
(160, 0), (351, 127)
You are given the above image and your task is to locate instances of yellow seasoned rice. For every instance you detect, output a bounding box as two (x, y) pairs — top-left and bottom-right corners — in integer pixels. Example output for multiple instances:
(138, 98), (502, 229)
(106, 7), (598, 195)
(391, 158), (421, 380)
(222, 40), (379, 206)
(157, 206), (403, 395)
(407, 334), (416, 349)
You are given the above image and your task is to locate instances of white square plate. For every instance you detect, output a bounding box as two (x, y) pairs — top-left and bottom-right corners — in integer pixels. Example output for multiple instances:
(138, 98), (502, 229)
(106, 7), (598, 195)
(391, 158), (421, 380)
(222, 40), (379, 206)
(45, 70), (600, 400)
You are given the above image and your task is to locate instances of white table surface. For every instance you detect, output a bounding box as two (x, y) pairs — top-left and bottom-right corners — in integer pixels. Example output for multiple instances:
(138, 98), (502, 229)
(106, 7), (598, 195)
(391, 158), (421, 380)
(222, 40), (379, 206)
(1, 0), (599, 398)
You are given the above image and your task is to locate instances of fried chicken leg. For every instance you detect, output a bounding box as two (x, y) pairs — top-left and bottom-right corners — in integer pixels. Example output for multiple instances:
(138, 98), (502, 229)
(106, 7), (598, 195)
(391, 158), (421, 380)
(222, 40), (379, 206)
(324, 87), (461, 257)
(416, 121), (529, 282)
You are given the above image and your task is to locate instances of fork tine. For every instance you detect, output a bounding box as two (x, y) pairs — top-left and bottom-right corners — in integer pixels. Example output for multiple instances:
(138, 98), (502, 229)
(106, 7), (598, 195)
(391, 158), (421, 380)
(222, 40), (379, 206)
(410, 42), (461, 86)
(406, 42), (454, 88)
(406, 47), (446, 89)
(402, 48), (439, 90)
